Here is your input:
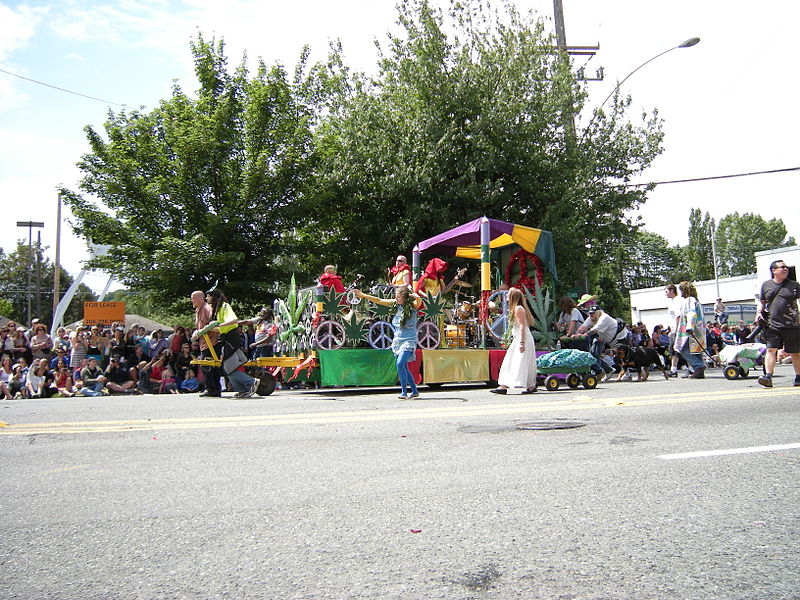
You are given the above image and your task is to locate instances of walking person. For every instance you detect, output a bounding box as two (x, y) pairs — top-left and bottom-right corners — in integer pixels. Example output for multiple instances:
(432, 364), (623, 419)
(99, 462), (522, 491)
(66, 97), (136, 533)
(664, 284), (682, 376)
(756, 260), (800, 388)
(492, 287), (537, 394)
(355, 285), (423, 399)
(206, 289), (259, 398)
(673, 281), (707, 379)
(191, 290), (222, 397)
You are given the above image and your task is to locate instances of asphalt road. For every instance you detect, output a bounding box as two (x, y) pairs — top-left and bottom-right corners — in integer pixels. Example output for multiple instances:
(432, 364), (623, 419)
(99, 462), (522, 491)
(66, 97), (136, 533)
(1, 364), (798, 600)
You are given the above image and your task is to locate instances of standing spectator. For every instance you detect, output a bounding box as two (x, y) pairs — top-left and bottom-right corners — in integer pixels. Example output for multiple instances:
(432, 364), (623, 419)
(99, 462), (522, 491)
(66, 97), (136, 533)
(735, 321), (752, 344)
(124, 327), (139, 361)
(134, 326), (151, 359)
(674, 281), (707, 379)
(86, 326), (103, 363)
(98, 329), (113, 368)
(756, 259), (800, 388)
(0, 326), (14, 359)
(714, 298), (728, 324)
(110, 327), (126, 360)
(10, 327), (30, 364)
(168, 326), (189, 355)
(720, 324), (737, 346)
(70, 327), (89, 370)
(149, 329), (168, 358)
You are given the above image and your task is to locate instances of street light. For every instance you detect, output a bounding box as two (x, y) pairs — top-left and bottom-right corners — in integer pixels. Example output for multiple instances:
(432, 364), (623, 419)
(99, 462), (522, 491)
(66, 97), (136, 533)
(16, 220), (45, 326)
(596, 37), (700, 115)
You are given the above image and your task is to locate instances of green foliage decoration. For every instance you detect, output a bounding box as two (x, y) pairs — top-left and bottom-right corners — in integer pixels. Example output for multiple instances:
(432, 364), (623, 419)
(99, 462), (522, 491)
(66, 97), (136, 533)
(523, 278), (559, 350)
(276, 276), (311, 351)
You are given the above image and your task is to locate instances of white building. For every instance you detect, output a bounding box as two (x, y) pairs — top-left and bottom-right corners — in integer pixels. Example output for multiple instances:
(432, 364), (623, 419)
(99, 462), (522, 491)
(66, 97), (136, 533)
(629, 245), (800, 332)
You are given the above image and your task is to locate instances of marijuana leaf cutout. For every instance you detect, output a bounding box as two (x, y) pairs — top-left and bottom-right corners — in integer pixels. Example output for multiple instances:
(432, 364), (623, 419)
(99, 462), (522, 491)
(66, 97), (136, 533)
(341, 310), (369, 346)
(321, 288), (347, 318)
(419, 291), (448, 321)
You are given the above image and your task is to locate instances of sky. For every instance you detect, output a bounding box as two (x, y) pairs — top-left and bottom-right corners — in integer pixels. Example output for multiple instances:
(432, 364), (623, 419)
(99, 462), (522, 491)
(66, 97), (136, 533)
(1, 0), (798, 294)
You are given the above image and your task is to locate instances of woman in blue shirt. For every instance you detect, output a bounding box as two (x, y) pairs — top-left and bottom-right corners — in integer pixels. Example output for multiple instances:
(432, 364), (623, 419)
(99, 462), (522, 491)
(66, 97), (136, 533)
(356, 286), (423, 399)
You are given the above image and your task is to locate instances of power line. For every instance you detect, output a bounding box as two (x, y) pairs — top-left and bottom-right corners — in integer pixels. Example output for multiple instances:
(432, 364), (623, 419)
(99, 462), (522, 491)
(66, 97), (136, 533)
(0, 66), (125, 107)
(626, 166), (800, 187)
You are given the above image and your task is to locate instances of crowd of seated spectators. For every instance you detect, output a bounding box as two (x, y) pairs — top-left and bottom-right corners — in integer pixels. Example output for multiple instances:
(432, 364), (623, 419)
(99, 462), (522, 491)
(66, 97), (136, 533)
(0, 315), (276, 399)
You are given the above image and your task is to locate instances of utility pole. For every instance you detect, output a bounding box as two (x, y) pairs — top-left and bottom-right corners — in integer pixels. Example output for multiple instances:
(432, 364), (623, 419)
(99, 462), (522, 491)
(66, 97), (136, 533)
(16, 221), (44, 326)
(35, 230), (42, 319)
(53, 194), (62, 321)
(552, 0), (568, 51)
(710, 222), (720, 299)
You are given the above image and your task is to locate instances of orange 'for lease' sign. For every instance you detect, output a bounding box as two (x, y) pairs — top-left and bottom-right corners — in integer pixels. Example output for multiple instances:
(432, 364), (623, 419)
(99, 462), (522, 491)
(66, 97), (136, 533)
(83, 302), (126, 326)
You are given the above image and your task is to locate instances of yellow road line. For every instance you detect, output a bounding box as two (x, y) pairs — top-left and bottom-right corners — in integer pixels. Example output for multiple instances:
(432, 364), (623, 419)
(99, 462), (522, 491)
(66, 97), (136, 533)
(1, 388), (796, 436)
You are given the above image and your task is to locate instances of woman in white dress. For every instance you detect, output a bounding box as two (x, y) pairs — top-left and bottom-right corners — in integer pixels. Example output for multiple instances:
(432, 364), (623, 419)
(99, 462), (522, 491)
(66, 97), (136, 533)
(492, 287), (537, 394)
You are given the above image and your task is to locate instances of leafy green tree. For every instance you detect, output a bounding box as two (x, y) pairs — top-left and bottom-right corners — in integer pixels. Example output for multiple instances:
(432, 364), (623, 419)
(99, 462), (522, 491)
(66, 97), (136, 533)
(0, 297), (13, 319)
(63, 36), (323, 313)
(0, 242), (96, 326)
(685, 208), (715, 281)
(621, 230), (685, 291)
(308, 0), (664, 288)
(714, 212), (795, 277)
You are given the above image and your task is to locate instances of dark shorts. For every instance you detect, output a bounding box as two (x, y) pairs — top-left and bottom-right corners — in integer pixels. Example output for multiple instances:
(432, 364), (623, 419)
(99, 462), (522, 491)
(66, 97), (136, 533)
(764, 327), (800, 354)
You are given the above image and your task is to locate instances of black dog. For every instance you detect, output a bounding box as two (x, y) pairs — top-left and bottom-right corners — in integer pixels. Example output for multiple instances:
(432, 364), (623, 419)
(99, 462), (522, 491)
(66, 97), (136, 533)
(614, 344), (669, 381)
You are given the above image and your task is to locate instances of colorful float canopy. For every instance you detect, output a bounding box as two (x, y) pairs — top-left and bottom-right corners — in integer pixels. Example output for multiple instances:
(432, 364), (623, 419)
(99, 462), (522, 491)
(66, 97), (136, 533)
(414, 217), (557, 281)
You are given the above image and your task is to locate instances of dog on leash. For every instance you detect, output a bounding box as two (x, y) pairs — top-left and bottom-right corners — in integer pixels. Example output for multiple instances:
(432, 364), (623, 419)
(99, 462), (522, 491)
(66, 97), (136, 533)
(614, 343), (670, 381)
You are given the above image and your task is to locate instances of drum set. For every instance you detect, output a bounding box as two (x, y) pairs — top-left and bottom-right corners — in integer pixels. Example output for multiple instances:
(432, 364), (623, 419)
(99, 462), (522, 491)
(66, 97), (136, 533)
(443, 289), (482, 349)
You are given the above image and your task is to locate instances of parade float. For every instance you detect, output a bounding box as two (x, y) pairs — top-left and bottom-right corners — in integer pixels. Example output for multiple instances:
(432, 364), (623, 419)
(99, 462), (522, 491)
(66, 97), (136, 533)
(197, 217), (579, 394)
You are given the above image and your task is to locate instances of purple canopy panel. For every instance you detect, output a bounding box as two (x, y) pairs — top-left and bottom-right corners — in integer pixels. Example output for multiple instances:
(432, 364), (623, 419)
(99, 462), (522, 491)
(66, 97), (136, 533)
(417, 217), (515, 255)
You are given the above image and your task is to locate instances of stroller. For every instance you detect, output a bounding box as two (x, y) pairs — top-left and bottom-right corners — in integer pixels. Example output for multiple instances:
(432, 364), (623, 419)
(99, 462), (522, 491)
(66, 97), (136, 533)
(718, 343), (766, 380)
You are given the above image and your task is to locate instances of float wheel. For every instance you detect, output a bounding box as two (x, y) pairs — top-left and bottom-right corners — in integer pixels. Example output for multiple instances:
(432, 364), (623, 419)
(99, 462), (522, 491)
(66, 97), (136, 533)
(724, 365), (740, 380)
(544, 375), (560, 391)
(582, 373), (598, 389)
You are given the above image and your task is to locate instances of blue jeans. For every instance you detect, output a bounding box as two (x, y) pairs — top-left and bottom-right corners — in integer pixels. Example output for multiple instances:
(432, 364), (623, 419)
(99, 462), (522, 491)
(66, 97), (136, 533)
(227, 368), (256, 393)
(396, 350), (418, 396)
(589, 337), (612, 375)
(79, 381), (104, 397)
(679, 346), (705, 372)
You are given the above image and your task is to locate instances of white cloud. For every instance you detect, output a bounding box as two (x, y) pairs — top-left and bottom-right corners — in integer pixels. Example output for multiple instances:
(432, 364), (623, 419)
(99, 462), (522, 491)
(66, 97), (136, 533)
(64, 52), (86, 62)
(0, 3), (47, 60)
